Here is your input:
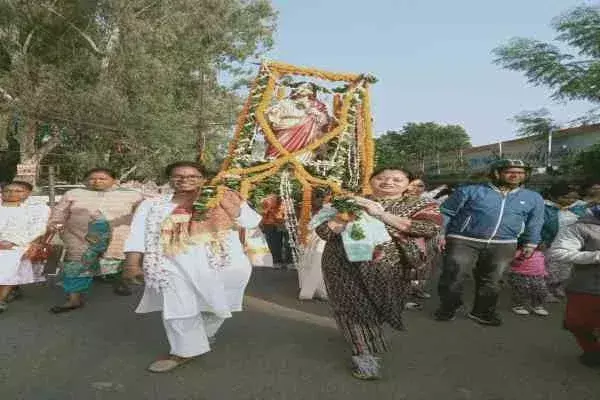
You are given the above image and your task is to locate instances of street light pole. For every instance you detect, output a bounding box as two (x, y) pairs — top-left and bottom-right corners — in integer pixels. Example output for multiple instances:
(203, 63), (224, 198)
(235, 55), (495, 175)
(547, 129), (553, 171)
(48, 165), (56, 206)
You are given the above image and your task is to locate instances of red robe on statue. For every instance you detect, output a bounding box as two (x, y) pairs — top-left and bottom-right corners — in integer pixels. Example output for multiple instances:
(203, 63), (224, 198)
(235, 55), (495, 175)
(265, 99), (329, 159)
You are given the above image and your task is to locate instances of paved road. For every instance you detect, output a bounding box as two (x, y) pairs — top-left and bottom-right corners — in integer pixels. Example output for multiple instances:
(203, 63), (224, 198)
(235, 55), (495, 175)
(1, 268), (599, 400)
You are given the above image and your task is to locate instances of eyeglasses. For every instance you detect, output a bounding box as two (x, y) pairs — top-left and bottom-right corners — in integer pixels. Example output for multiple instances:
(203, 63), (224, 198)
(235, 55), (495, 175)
(171, 175), (203, 181)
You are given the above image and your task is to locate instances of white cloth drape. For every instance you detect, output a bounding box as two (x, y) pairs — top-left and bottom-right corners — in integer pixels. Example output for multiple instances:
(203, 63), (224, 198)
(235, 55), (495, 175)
(297, 231), (328, 300)
(0, 203), (50, 285)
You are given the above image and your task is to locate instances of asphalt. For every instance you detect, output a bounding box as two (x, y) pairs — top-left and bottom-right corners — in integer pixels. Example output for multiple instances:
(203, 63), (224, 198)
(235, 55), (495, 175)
(1, 268), (599, 400)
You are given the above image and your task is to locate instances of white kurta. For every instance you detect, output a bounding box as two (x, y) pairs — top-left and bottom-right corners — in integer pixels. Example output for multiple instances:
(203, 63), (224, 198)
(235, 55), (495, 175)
(297, 231), (328, 301)
(0, 202), (50, 285)
(124, 198), (261, 357)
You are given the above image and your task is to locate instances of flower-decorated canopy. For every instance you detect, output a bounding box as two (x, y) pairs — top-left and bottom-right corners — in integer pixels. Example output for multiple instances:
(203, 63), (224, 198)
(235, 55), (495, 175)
(209, 61), (377, 255)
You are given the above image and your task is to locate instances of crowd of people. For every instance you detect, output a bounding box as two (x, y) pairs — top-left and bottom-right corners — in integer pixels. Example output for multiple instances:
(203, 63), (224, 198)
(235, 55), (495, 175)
(1, 159), (600, 379)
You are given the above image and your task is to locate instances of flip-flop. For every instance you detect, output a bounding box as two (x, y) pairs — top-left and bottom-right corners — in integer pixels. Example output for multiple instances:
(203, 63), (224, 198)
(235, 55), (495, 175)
(352, 369), (381, 380)
(405, 302), (423, 311)
(49, 304), (83, 314)
(147, 356), (193, 373)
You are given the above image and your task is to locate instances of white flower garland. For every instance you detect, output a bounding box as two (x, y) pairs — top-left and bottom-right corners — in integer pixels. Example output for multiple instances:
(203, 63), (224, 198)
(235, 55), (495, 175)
(142, 195), (235, 291)
(279, 170), (301, 266)
(143, 196), (173, 290)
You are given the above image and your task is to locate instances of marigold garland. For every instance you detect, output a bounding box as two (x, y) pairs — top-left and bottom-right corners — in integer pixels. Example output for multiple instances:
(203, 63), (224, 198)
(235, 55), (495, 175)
(209, 61), (377, 244)
(221, 67), (267, 171)
(293, 168), (313, 244)
(192, 185), (225, 221)
(266, 61), (362, 82)
(218, 62), (367, 181)
(290, 159), (345, 194)
(361, 84), (375, 194)
(255, 71), (357, 167)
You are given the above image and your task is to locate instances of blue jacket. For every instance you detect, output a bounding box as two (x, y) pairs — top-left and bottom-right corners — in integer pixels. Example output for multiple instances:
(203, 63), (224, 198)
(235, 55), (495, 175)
(441, 183), (545, 245)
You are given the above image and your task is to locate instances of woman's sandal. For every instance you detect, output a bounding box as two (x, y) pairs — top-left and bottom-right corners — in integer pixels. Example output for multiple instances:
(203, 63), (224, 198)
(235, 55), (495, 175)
(49, 304), (84, 314)
(351, 355), (381, 380)
(147, 356), (194, 373)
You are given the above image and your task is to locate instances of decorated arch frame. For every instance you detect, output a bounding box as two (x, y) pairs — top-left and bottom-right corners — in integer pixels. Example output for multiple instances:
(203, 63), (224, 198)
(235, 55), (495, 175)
(210, 61), (377, 253)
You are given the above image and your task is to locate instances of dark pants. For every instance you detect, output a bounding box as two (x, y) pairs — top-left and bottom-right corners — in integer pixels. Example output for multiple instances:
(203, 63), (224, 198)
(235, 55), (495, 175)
(262, 225), (292, 264)
(438, 238), (517, 314)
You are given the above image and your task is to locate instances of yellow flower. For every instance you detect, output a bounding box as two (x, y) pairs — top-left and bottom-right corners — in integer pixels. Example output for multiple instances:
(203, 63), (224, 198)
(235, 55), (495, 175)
(212, 61), (376, 234)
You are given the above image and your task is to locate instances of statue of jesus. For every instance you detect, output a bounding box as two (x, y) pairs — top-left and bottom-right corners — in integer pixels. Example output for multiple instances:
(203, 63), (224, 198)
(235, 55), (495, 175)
(265, 83), (330, 163)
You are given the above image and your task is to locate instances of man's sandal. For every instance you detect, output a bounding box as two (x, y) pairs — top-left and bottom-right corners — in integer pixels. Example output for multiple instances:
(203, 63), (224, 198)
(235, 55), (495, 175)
(147, 356), (194, 373)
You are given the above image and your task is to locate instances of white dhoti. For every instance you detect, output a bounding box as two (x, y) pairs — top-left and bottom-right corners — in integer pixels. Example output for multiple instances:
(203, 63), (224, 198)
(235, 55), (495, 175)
(164, 312), (224, 357)
(125, 198), (260, 358)
(297, 232), (328, 300)
(134, 242), (252, 357)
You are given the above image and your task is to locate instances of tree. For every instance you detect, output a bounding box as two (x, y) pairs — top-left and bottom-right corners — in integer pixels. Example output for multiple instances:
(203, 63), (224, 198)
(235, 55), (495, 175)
(375, 122), (472, 173)
(511, 108), (560, 138)
(0, 0), (277, 185)
(493, 5), (600, 106)
(375, 131), (410, 167)
(576, 143), (600, 179)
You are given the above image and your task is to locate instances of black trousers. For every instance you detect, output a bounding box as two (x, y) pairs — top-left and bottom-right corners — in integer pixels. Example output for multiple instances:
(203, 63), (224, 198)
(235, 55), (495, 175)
(262, 225), (292, 264)
(438, 238), (517, 314)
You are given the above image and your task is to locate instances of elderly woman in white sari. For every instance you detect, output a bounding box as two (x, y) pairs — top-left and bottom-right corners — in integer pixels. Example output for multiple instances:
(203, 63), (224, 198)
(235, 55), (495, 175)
(0, 181), (50, 313)
(123, 161), (261, 373)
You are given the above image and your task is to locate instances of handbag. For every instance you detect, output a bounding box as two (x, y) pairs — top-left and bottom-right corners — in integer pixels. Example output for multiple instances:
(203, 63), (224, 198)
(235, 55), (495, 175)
(22, 231), (56, 263)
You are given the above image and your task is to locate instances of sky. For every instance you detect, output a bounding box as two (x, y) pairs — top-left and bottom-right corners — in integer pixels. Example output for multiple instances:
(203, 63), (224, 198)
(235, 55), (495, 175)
(267, 0), (596, 145)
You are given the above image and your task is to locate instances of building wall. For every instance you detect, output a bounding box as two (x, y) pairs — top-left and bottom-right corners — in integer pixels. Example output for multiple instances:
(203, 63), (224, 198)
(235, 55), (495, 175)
(407, 126), (600, 176)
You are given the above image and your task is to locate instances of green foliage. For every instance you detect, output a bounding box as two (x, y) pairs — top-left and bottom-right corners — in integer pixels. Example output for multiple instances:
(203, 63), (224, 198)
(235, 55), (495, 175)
(331, 197), (362, 215)
(349, 224), (366, 240)
(511, 108), (560, 137)
(493, 5), (600, 104)
(576, 143), (600, 178)
(375, 122), (471, 169)
(0, 0), (277, 182)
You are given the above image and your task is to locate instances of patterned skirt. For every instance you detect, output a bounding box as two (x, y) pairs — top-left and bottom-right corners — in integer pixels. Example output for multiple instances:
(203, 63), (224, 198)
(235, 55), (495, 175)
(321, 237), (412, 354)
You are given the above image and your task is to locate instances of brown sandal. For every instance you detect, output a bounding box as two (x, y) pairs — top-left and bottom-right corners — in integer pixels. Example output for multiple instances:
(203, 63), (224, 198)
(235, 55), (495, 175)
(147, 356), (193, 373)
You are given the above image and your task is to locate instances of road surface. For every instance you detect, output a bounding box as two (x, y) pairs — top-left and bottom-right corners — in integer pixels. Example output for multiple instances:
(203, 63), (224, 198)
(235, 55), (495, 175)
(1, 268), (599, 400)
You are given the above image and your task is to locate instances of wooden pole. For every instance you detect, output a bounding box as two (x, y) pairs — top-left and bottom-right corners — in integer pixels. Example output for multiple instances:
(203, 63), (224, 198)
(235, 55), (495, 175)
(547, 129), (553, 171)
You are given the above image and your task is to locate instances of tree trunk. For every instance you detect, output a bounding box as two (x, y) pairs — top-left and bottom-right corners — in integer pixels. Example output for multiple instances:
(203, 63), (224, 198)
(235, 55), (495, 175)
(0, 112), (9, 150)
(14, 120), (62, 187)
(100, 26), (120, 70)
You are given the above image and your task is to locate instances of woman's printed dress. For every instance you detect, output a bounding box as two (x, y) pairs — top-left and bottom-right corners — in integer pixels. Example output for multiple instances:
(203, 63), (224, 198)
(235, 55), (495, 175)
(316, 195), (441, 355)
(49, 187), (143, 276)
